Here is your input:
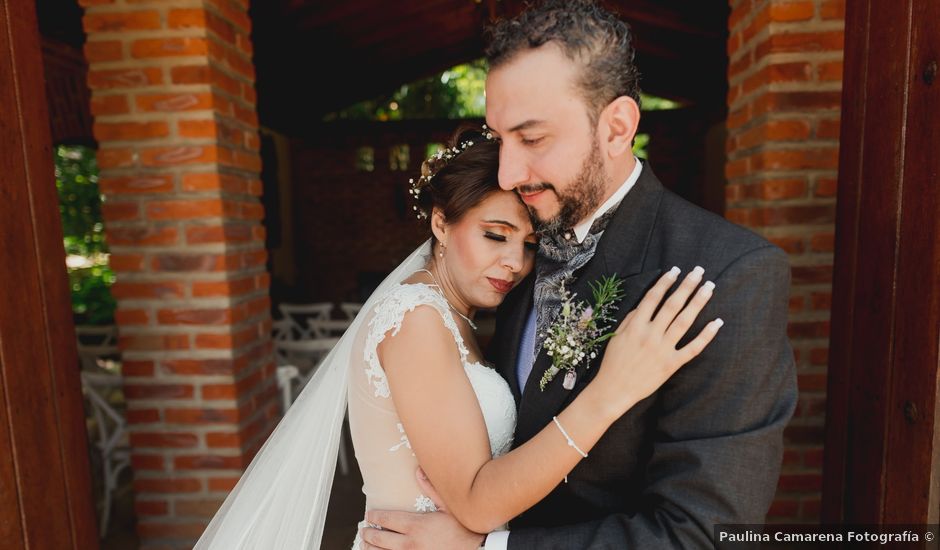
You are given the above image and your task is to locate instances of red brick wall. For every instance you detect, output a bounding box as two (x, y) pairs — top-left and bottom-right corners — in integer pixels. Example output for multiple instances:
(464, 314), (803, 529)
(726, 0), (844, 522)
(80, 1), (278, 547)
(288, 121), (462, 304)
(41, 37), (94, 144)
(287, 116), (725, 305)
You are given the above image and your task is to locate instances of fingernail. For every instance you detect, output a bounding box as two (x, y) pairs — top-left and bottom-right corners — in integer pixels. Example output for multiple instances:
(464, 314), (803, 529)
(701, 281), (716, 294)
(667, 266), (681, 280)
(713, 318), (724, 329)
(690, 266), (705, 281)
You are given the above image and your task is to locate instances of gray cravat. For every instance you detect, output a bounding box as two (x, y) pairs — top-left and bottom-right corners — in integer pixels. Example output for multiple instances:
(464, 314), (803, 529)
(517, 205), (620, 392)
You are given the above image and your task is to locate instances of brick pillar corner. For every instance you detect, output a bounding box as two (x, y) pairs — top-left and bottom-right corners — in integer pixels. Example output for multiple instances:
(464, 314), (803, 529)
(725, 0), (845, 523)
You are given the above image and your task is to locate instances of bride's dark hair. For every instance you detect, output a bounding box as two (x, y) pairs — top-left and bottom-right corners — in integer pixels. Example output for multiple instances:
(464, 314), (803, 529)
(413, 126), (502, 242)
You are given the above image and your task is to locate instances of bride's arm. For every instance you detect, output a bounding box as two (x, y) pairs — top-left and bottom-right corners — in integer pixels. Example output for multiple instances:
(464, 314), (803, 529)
(380, 268), (723, 534)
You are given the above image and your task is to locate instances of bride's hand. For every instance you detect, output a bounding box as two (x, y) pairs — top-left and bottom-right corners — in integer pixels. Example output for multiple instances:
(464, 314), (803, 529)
(593, 266), (723, 418)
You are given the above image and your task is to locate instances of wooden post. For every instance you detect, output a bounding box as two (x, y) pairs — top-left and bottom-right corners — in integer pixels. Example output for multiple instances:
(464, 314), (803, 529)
(823, 0), (940, 526)
(0, 0), (98, 547)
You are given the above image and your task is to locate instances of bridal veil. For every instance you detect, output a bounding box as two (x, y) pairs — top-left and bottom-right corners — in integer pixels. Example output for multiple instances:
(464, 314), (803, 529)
(195, 241), (431, 549)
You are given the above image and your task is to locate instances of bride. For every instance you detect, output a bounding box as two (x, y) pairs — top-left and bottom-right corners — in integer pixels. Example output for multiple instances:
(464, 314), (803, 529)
(194, 128), (722, 549)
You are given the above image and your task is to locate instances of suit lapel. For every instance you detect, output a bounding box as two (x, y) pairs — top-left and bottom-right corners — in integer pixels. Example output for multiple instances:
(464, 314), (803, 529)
(495, 272), (534, 405)
(514, 166), (667, 445)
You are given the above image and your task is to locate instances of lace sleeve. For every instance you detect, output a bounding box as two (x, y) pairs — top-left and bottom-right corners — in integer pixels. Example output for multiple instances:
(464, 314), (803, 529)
(362, 283), (470, 398)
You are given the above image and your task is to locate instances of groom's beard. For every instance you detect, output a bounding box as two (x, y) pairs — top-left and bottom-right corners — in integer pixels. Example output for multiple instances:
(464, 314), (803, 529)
(522, 144), (607, 235)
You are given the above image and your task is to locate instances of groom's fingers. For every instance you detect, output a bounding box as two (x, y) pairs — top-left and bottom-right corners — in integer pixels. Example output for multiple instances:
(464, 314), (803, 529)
(360, 526), (406, 550)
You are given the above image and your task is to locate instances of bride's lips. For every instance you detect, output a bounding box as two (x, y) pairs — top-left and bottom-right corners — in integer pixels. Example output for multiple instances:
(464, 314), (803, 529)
(487, 277), (514, 293)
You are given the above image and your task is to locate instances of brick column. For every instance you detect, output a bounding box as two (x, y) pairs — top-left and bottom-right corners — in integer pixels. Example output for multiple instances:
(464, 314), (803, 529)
(725, 0), (844, 522)
(80, 1), (278, 546)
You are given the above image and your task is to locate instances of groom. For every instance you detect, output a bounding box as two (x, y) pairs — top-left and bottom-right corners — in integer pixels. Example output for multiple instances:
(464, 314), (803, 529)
(363, 1), (797, 548)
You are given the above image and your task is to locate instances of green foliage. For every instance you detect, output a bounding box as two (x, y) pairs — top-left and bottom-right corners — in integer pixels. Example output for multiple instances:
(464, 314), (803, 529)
(326, 60), (488, 121)
(329, 62), (677, 164)
(329, 61), (679, 122)
(68, 264), (117, 325)
(589, 274), (626, 313)
(55, 145), (115, 325)
(639, 93), (681, 111)
(56, 145), (107, 256)
(632, 133), (650, 159)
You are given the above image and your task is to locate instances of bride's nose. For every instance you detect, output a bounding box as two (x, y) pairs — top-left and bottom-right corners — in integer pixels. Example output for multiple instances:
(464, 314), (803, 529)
(501, 244), (525, 273)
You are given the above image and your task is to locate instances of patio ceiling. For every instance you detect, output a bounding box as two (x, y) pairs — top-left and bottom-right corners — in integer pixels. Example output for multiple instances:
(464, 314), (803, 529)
(34, 0), (729, 138)
(251, 0), (730, 134)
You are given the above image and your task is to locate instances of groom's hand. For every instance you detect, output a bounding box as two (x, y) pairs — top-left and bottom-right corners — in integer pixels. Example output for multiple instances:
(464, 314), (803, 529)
(360, 509), (485, 550)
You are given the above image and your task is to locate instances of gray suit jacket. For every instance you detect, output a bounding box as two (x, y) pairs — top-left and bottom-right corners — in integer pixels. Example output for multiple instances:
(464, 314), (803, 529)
(490, 166), (797, 548)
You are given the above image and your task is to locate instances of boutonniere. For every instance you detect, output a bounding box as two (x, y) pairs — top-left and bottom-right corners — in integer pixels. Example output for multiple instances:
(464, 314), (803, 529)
(539, 275), (626, 391)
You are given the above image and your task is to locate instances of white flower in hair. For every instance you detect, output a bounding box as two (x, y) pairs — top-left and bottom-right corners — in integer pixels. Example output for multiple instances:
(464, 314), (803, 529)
(408, 126), (496, 220)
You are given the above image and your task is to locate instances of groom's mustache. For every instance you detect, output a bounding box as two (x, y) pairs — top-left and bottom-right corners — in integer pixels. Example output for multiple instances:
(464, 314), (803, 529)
(517, 183), (556, 195)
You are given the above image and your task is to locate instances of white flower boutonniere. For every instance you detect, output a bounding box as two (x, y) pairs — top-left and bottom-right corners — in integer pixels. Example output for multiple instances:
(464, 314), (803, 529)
(539, 275), (626, 391)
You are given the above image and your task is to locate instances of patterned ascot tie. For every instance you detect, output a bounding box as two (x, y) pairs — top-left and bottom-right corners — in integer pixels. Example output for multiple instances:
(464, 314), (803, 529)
(517, 203), (622, 391)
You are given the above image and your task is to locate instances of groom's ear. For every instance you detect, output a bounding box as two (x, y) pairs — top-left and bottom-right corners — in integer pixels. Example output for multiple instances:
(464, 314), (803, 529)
(601, 96), (641, 159)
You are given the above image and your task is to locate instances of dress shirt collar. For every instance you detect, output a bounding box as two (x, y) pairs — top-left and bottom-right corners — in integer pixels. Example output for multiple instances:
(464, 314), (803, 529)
(571, 157), (643, 244)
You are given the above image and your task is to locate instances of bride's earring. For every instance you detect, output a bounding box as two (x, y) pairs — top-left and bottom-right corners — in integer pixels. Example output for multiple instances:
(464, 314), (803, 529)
(439, 243), (445, 258)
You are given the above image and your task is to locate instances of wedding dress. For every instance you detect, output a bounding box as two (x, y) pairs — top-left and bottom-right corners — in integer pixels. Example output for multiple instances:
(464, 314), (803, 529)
(193, 241), (517, 550)
(348, 281), (517, 548)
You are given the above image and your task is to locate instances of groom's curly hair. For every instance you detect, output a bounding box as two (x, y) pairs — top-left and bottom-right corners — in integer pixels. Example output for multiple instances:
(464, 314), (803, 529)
(485, 0), (642, 123)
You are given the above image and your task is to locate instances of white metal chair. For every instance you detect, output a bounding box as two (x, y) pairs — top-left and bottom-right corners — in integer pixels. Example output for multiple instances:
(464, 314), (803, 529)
(339, 302), (363, 320)
(275, 344), (350, 475)
(271, 318), (293, 343)
(275, 365), (301, 414)
(80, 371), (130, 537)
(277, 303), (334, 340)
(75, 325), (120, 371)
(307, 318), (352, 339)
(274, 336), (340, 369)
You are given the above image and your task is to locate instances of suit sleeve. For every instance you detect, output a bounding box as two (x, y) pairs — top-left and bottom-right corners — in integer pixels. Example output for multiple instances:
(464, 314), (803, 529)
(507, 245), (798, 549)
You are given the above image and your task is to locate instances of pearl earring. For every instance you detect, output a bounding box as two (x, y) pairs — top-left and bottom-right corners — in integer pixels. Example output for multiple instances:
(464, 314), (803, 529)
(439, 243), (445, 258)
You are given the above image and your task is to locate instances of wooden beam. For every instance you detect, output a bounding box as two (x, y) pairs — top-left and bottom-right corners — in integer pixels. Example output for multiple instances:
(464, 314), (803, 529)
(822, 0), (940, 526)
(258, 35), (484, 134)
(611, 0), (727, 39)
(252, 0), (728, 130)
(0, 0), (98, 547)
(292, 0), (461, 34)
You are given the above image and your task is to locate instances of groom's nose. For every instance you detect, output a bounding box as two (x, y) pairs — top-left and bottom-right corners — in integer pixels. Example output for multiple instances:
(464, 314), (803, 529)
(498, 143), (531, 191)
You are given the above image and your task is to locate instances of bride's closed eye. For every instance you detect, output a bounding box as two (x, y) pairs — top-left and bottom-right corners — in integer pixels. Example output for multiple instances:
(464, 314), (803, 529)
(485, 232), (537, 253)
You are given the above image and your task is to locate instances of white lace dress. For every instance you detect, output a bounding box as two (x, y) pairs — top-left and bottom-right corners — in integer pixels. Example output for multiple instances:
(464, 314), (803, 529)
(347, 283), (517, 549)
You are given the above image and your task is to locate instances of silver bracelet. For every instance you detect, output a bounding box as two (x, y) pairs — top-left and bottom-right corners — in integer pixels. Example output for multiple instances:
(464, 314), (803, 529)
(552, 416), (588, 458)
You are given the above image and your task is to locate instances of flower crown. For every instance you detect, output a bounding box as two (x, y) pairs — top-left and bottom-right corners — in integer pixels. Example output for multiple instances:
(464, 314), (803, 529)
(408, 125), (496, 220)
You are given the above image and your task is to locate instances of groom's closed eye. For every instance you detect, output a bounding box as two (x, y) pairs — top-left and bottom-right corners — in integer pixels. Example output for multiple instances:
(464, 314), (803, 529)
(520, 136), (544, 146)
